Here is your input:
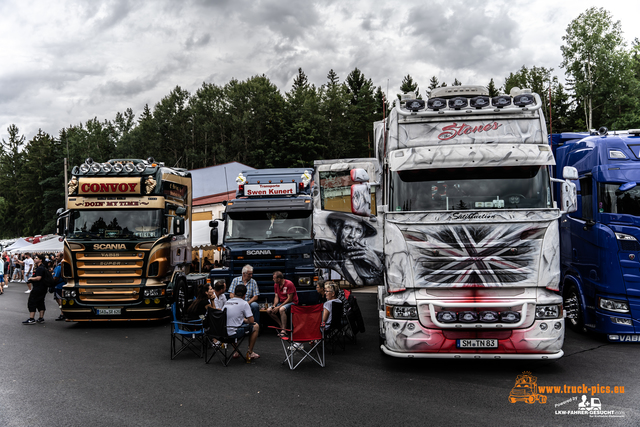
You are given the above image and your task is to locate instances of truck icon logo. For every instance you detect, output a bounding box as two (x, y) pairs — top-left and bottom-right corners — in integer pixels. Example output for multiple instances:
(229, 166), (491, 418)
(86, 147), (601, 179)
(578, 395), (601, 411)
(508, 371), (547, 404)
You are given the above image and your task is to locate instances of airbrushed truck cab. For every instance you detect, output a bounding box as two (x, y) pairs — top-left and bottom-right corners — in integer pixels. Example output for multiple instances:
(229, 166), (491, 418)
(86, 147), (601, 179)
(552, 130), (640, 341)
(209, 168), (317, 302)
(313, 86), (578, 358)
(57, 158), (198, 321)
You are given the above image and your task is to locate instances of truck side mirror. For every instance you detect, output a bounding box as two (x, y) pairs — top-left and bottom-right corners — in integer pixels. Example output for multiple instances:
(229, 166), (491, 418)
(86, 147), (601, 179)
(56, 219), (65, 236)
(210, 228), (219, 246)
(351, 183), (372, 216)
(561, 181), (578, 213)
(173, 217), (185, 235)
(209, 220), (218, 228)
(350, 168), (370, 183)
(563, 166), (578, 180)
(176, 206), (187, 216)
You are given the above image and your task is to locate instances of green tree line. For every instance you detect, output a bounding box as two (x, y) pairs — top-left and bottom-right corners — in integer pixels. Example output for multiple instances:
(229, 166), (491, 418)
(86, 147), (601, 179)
(2, 7), (639, 238)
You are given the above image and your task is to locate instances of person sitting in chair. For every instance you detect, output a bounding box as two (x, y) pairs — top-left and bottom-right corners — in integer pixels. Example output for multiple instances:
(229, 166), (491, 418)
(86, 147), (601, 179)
(186, 283), (213, 320)
(322, 282), (339, 330)
(212, 280), (227, 309)
(225, 284), (260, 361)
(266, 271), (299, 330)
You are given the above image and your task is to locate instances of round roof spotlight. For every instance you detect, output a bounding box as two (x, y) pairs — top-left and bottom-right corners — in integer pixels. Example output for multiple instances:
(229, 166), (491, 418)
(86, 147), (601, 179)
(112, 163), (123, 172)
(427, 97), (447, 111)
(492, 95), (512, 108)
(79, 163), (90, 173)
(90, 163), (101, 173)
(470, 96), (490, 109)
(101, 163), (112, 173)
(406, 99), (426, 112)
(124, 162), (135, 173)
(135, 162), (146, 173)
(598, 127), (608, 136)
(448, 97), (468, 110)
(147, 157), (156, 164)
(513, 94), (535, 107)
(85, 157), (94, 165)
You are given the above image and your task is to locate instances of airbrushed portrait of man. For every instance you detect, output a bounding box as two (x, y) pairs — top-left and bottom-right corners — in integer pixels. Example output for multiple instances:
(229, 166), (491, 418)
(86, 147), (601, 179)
(314, 213), (383, 286)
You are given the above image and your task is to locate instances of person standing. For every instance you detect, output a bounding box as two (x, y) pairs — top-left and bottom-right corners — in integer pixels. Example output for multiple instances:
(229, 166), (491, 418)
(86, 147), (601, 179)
(22, 255), (48, 324)
(52, 252), (66, 321)
(228, 264), (260, 325)
(266, 271), (299, 329)
(23, 253), (34, 293)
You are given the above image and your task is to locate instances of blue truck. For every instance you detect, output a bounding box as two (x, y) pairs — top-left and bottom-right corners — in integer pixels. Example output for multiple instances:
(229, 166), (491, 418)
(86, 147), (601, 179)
(552, 129), (640, 342)
(208, 168), (317, 303)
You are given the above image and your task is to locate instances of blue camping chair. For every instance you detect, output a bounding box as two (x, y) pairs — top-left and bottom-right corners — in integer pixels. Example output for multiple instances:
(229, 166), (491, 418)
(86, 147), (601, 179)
(170, 302), (205, 360)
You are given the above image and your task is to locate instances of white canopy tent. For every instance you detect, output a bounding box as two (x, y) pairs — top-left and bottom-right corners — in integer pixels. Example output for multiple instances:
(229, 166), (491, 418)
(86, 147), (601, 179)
(4, 238), (33, 252)
(192, 220), (220, 248)
(11, 237), (63, 254)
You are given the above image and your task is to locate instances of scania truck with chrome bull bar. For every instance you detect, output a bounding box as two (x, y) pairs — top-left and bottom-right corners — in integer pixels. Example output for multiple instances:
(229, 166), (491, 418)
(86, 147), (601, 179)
(312, 85), (578, 358)
(57, 158), (201, 321)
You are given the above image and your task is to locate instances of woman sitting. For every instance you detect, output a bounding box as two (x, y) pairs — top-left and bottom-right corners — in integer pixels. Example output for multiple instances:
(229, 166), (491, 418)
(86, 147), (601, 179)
(321, 281), (339, 330)
(186, 283), (213, 320)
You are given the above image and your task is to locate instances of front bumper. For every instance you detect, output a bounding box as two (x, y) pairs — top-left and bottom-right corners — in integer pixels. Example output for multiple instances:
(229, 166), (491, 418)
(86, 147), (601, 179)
(380, 317), (564, 359)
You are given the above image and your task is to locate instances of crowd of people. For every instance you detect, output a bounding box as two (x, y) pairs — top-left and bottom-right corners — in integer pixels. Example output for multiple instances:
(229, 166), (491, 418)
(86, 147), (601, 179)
(0, 251), (66, 324)
(185, 263), (349, 363)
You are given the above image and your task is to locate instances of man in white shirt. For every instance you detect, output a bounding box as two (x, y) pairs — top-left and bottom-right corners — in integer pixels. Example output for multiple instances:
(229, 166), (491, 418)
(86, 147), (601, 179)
(224, 284), (260, 361)
(23, 253), (34, 293)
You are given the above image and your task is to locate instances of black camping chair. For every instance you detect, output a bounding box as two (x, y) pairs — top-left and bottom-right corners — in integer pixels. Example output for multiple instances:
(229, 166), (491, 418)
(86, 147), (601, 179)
(170, 303), (205, 360)
(325, 300), (345, 354)
(204, 308), (250, 366)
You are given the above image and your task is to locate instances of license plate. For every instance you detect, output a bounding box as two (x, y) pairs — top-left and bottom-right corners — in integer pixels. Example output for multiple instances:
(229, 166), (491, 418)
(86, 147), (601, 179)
(96, 308), (121, 315)
(457, 339), (498, 349)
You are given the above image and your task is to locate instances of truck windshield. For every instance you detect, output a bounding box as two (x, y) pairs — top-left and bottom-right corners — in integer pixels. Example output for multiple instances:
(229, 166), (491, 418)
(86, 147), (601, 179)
(225, 211), (312, 241)
(69, 209), (163, 239)
(390, 166), (552, 211)
(598, 183), (640, 215)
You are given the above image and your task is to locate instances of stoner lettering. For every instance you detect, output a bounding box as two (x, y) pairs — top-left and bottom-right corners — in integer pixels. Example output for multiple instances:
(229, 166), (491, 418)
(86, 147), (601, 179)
(438, 121), (502, 141)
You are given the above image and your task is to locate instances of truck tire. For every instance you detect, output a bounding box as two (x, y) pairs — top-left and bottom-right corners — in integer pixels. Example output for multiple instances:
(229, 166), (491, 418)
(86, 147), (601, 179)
(538, 395), (547, 404)
(173, 277), (188, 319)
(564, 284), (585, 333)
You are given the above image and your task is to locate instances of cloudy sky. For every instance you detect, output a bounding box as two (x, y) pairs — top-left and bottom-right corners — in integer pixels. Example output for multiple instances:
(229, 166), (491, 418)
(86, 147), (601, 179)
(1, 0), (639, 143)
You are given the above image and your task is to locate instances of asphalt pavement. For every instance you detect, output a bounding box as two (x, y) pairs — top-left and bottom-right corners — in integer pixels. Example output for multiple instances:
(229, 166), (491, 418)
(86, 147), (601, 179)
(1, 280), (638, 427)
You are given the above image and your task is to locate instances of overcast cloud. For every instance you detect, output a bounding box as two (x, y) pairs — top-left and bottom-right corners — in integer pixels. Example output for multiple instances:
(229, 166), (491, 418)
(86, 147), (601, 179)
(1, 0), (639, 142)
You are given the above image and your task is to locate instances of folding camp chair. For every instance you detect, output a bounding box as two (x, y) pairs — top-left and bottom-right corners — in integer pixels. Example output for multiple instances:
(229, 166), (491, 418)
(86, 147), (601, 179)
(170, 303), (205, 360)
(271, 304), (325, 370)
(342, 291), (365, 344)
(204, 308), (250, 366)
(325, 300), (345, 354)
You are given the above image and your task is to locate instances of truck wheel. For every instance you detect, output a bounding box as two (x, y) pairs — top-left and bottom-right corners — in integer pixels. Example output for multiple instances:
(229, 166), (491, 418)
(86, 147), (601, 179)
(508, 397), (516, 404)
(564, 284), (585, 332)
(173, 278), (188, 319)
(527, 395), (535, 404)
(538, 395), (547, 404)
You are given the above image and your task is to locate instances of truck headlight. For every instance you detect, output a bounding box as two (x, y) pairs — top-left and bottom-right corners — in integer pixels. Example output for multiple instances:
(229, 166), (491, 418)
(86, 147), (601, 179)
(298, 277), (311, 286)
(599, 297), (630, 313)
(535, 304), (562, 319)
(63, 290), (77, 298)
(386, 305), (418, 320)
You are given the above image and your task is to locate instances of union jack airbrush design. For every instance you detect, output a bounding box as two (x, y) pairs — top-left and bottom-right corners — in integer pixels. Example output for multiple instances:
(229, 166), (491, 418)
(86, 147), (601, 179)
(410, 223), (545, 287)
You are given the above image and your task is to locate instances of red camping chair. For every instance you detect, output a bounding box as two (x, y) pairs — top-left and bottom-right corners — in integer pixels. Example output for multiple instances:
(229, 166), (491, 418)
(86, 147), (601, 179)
(270, 304), (325, 369)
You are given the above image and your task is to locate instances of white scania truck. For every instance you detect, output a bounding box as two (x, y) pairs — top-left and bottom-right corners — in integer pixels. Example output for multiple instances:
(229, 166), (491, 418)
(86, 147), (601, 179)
(312, 85), (577, 359)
